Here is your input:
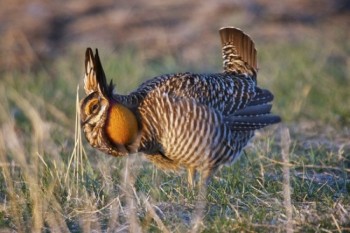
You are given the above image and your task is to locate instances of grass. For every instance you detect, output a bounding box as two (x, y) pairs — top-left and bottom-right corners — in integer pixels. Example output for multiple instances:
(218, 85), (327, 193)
(0, 28), (349, 232)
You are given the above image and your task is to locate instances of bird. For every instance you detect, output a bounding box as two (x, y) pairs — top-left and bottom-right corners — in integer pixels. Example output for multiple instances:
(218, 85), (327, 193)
(80, 27), (280, 186)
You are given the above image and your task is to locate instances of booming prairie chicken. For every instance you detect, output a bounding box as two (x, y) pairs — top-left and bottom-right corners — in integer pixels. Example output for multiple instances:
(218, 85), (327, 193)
(80, 27), (280, 186)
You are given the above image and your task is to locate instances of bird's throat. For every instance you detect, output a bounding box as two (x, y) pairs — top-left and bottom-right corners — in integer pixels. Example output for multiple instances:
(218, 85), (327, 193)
(105, 103), (139, 146)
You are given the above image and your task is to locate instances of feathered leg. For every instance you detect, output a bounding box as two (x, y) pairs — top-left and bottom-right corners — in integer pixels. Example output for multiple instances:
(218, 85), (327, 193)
(187, 167), (197, 188)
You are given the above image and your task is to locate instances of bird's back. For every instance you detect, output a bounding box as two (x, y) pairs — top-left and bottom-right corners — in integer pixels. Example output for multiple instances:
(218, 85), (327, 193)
(130, 71), (256, 115)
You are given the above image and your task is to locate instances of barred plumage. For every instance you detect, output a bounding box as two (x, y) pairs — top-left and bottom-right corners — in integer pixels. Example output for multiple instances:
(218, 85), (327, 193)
(80, 27), (280, 186)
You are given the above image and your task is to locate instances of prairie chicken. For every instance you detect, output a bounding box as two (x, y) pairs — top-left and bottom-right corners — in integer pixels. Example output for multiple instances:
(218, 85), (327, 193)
(80, 27), (280, 186)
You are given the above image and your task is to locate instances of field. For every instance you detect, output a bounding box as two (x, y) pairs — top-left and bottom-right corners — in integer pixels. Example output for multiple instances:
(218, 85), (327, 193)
(1, 1), (350, 232)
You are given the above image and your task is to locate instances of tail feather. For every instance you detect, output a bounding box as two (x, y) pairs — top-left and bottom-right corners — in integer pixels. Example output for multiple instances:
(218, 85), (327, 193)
(234, 104), (272, 116)
(226, 115), (281, 131)
(219, 27), (257, 73)
(247, 88), (274, 106)
(226, 88), (281, 131)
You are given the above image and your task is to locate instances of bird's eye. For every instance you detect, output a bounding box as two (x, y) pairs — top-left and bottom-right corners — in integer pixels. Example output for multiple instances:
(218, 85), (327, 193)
(90, 103), (99, 113)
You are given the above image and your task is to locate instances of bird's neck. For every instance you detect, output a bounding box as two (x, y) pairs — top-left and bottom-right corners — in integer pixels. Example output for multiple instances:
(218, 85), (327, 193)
(112, 93), (140, 108)
(105, 103), (139, 146)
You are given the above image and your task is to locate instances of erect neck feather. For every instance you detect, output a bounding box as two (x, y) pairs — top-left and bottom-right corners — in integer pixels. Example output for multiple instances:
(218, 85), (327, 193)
(105, 103), (139, 146)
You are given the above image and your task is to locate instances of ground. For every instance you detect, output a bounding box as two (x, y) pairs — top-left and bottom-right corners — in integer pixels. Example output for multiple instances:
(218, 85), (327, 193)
(0, 0), (349, 232)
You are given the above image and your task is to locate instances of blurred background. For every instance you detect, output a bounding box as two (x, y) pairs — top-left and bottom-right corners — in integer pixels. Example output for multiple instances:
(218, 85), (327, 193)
(1, 0), (349, 67)
(0, 0), (349, 231)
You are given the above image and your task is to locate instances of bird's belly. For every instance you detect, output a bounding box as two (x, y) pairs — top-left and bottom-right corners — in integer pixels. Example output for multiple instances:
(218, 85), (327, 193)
(162, 131), (239, 170)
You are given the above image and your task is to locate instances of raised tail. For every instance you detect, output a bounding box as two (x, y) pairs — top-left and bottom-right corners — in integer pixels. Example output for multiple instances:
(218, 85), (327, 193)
(219, 27), (257, 76)
(225, 88), (281, 131)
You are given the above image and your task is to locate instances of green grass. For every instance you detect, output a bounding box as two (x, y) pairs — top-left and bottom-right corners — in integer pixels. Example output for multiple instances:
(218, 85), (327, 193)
(0, 29), (349, 232)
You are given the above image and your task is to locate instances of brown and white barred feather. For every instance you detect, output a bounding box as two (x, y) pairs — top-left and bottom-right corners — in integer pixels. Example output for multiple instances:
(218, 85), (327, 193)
(123, 72), (257, 116)
(219, 27), (257, 76)
(84, 49), (98, 95)
(138, 89), (254, 179)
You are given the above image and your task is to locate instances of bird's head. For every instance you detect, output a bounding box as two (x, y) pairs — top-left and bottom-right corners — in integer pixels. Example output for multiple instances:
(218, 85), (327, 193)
(80, 48), (139, 156)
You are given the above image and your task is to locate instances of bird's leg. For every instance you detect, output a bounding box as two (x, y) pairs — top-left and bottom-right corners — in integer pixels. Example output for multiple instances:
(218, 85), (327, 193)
(187, 167), (196, 188)
(191, 169), (210, 231)
(199, 168), (215, 187)
(199, 170), (211, 186)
